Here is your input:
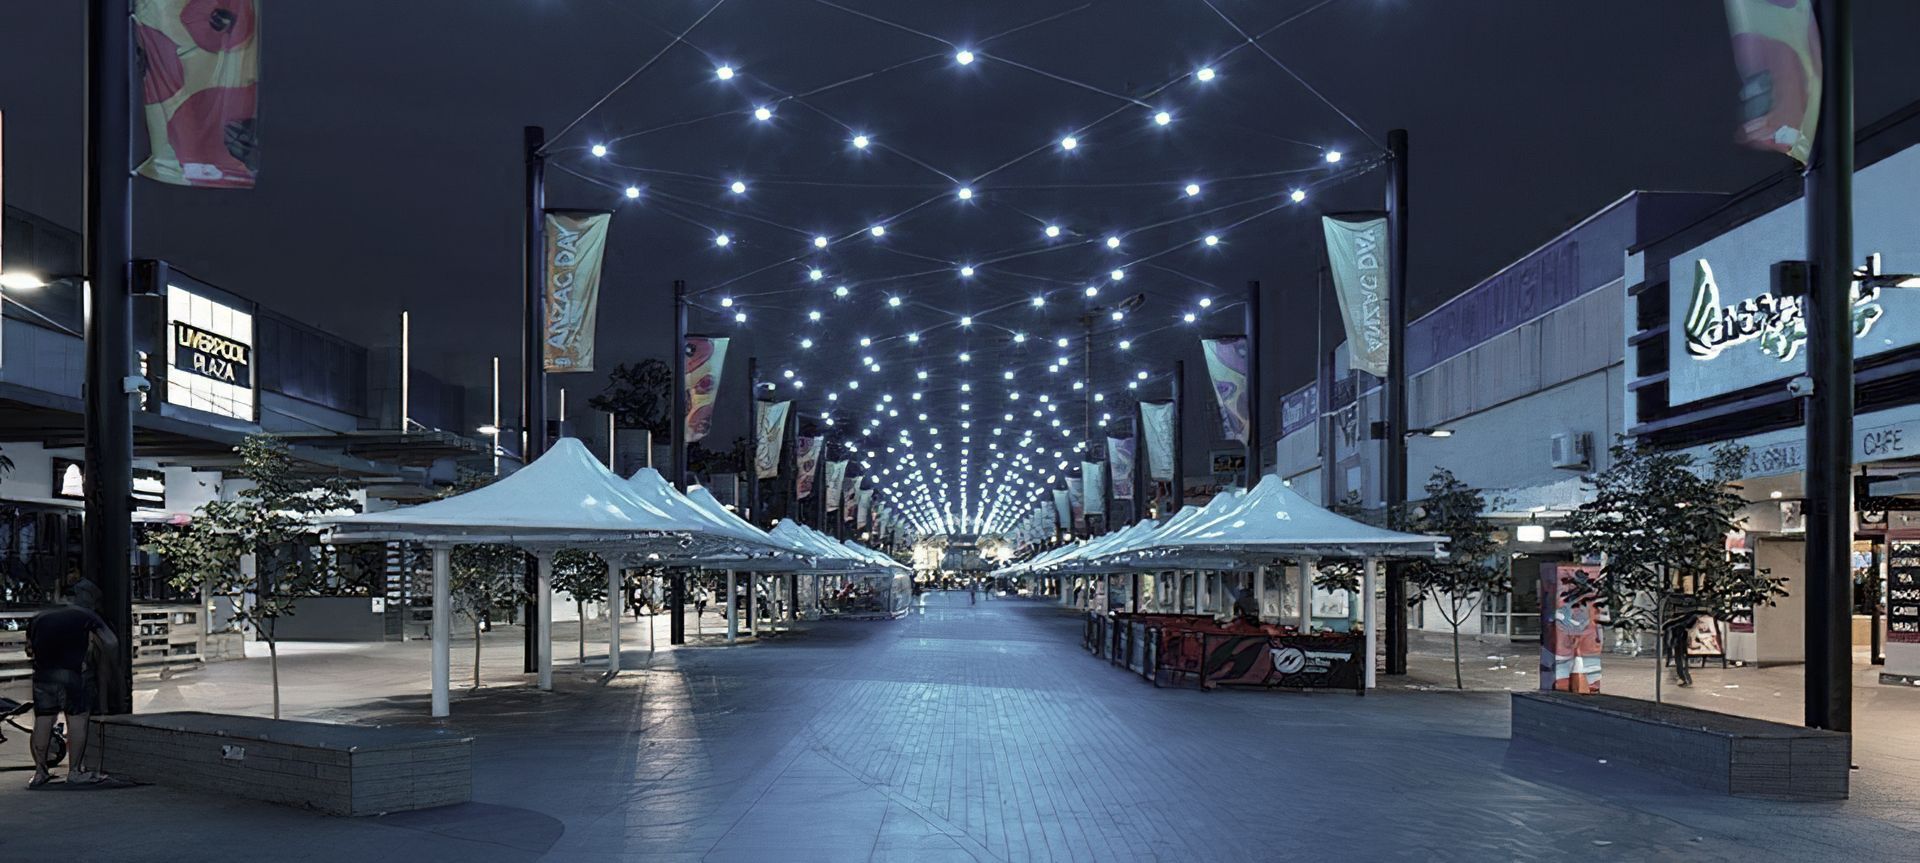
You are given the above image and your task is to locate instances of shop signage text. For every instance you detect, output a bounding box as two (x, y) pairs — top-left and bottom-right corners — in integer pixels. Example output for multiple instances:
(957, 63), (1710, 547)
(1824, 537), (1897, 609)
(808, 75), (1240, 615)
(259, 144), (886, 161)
(172, 321), (253, 387)
(1683, 258), (1883, 364)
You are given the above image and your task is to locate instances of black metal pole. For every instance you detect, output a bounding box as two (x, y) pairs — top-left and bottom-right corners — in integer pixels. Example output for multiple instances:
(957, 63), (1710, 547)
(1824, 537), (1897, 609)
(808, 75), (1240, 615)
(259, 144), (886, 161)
(1318, 267), (1336, 509)
(1171, 360), (1186, 513)
(1244, 281), (1262, 489)
(1133, 411), (1149, 522)
(85, 0), (134, 715)
(747, 357), (760, 526)
(1384, 128), (1410, 675)
(520, 125), (548, 672)
(1804, 0), (1852, 733)
(669, 280), (688, 645)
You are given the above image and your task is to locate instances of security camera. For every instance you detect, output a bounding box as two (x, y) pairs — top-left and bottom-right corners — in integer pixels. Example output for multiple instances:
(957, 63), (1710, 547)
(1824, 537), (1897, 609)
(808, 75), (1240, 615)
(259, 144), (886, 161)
(1785, 375), (1814, 399)
(122, 374), (151, 395)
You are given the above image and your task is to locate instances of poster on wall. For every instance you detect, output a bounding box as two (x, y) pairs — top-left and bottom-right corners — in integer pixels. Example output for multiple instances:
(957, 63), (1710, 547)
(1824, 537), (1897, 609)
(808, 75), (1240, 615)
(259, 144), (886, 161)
(1539, 563), (1603, 693)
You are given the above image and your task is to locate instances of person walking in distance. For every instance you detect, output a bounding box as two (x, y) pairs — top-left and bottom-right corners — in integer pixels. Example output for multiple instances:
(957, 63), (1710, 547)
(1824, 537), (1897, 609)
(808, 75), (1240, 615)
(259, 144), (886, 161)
(24, 592), (119, 788)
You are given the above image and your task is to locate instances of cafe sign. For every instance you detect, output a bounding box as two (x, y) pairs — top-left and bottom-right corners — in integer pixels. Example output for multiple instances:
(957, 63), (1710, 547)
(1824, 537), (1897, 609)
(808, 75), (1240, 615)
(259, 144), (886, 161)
(173, 321), (253, 387)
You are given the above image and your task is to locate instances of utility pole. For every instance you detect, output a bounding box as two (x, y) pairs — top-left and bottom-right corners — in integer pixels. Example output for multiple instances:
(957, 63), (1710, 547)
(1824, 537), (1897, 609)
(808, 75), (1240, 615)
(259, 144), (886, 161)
(520, 125), (548, 673)
(747, 357), (760, 526)
(1171, 360), (1186, 513)
(85, 0), (135, 714)
(1244, 281), (1262, 488)
(1384, 128), (1411, 675)
(1803, 0), (1852, 733)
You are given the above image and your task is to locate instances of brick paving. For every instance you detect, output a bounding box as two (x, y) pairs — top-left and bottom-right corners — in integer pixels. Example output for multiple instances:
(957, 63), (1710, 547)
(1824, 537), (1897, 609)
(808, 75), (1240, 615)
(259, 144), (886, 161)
(5, 592), (1918, 861)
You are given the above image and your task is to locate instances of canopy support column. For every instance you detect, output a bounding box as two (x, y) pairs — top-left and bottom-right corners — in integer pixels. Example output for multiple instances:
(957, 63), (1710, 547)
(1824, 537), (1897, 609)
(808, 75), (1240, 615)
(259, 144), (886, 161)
(726, 571), (738, 645)
(1254, 565), (1267, 622)
(606, 558), (622, 674)
(431, 547), (451, 718)
(536, 552), (553, 691)
(1363, 558), (1379, 690)
(748, 574), (760, 637)
(1299, 560), (1317, 632)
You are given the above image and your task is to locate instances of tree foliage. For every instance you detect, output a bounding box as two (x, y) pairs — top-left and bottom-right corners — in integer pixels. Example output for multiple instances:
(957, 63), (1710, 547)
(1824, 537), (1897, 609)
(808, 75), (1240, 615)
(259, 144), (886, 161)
(589, 359), (673, 437)
(148, 435), (360, 717)
(1561, 440), (1785, 635)
(1403, 469), (1508, 688)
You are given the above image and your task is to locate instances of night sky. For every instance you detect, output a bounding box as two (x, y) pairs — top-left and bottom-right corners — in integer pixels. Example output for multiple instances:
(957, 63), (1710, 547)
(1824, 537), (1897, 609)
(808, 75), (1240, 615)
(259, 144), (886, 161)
(5, 1), (1919, 516)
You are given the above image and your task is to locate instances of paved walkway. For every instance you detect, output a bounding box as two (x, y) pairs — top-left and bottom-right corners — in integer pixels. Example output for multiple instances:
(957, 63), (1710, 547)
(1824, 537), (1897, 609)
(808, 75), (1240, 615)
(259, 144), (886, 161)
(5, 594), (1918, 861)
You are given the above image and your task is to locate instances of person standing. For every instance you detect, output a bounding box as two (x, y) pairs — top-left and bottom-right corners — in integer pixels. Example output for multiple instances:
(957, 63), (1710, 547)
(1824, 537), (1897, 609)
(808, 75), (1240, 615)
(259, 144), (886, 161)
(24, 596), (119, 788)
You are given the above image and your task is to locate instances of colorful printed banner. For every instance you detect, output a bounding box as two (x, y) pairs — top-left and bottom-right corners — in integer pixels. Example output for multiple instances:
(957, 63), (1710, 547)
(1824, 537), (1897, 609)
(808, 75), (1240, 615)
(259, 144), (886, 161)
(1066, 477), (1086, 531)
(682, 336), (729, 442)
(824, 459), (848, 510)
(795, 437), (824, 499)
(1724, 0), (1820, 164)
(754, 400), (790, 480)
(1140, 401), (1175, 481)
(542, 211), (613, 372)
(1082, 462), (1106, 516)
(1052, 488), (1072, 531)
(136, 0), (260, 187)
(1200, 336), (1251, 445)
(1107, 437), (1136, 501)
(1322, 215), (1390, 378)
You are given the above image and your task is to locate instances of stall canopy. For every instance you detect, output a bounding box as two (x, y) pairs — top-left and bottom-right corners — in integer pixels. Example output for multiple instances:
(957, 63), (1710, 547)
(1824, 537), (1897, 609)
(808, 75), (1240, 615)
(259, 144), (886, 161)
(1121, 475), (1445, 565)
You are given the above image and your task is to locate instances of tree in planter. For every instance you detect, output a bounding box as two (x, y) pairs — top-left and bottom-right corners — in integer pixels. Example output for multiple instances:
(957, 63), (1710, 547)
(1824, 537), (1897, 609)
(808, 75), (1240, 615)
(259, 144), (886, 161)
(449, 542), (529, 689)
(588, 359), (672, 438)
(1402, 469), (1508, 689)
(149, 435), (360, 719)
(551, 549), (610, 662)
(1560, 439), (1786, 699)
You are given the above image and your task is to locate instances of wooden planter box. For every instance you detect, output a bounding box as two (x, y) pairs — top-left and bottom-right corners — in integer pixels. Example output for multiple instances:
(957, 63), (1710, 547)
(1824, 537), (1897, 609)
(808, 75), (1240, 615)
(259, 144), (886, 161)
(1510, 691), (1849, 800)
(95, 712), (472, 815)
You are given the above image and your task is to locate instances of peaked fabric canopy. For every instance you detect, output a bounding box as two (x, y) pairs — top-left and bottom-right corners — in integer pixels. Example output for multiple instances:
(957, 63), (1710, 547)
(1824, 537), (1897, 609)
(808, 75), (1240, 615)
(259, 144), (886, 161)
(1129, 475), (1444, 563)
(325, 438), (709, 548)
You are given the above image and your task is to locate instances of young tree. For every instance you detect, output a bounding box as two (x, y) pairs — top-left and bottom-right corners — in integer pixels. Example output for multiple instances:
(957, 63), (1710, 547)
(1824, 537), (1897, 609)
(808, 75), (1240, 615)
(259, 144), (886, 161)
(150, 435), (360, 718)
(1560, 440), (1786, 698)
(449, 542), (527, 689)
(588, 359), (672, 437)
(1403, 469), (1508, 689)
(551, 549), (610, 661)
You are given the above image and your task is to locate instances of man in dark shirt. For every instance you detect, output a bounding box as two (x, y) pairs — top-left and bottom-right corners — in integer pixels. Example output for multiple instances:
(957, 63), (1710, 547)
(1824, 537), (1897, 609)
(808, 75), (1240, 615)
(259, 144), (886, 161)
(24, 600), (118, 788)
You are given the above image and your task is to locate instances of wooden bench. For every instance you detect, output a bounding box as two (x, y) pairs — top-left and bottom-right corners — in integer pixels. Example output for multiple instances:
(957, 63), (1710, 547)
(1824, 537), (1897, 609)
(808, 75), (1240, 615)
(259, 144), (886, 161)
(1510, 691), (1849, 800)
(94, 711), (472, 815)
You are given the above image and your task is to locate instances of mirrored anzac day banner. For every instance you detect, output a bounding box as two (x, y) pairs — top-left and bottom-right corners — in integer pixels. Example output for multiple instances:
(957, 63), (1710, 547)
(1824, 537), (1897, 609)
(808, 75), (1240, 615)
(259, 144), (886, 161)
(755, 401), (791, 480)
(795, 436), (823, 498)
(1140, 401), (1175, 481)
(1082, 462), (1106, 515)
(683, 336), (730, 443)
(136, 0), (261, 187)
(1107, 437), (1135, 500)
(1669, 143), (1920, 405)
(542, 211), (612, 372)
(1321, 215), (1390, 378)
(1199, 336), (1250, 444)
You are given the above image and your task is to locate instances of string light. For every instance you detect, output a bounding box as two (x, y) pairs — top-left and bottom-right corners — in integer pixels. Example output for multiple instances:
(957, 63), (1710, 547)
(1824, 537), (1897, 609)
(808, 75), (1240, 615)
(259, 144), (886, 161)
(813, 235), (829, 248)
(957, 186), (973, 200)
(1184, 183), (1200, 197)
(956, 49), (975, 65)
(801, 338), (815, 348)
(870, 225), (886, 237)
(1199, 297), (1213, 307)
(886, 296), (902, 308)
(959, 265), (975, 277)
(852, 134), (871, 149)
(959, 315), (973, 327)
(834, 285), (850, 297)
(1290, 189), (1307, 203)
(1194, 66), (1215, 81)
(1204, 234), (1219, 246)
(1044, 225), (1061, 238)
(1325, 150), (1342, 163)
(808, 268), (823, 281)
(734, 311), (747, 322)
(719, 297), (734, 307)
(716, 65), (735, 80)
(624, 186), (640, 199)
(1110, 269), (1125, 281)
(729, 181), (747, 194)
(1030, 296), (1045, 307)
(591, 144), (608, 157)
(1060, 135), (1078, 151)
(1085, 285), (1100, 297)
(753, 106), (773, 122)
(807, 310), (822, 321)
(1105, 236), (1121, 249)
(1153, 111), (1171, 126)
(714, 233), (731, 247)
(1118, 340), (1131, 350)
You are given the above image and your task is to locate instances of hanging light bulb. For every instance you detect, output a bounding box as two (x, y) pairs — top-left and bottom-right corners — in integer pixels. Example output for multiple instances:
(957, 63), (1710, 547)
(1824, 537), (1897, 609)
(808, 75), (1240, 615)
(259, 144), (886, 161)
(715, 233), (732, 247)
(1194, 66), (1215, 82)
(834, 285), (850, 298)
(1153, 111), (1171, 126)
(716, 65), (736, 80)
(624, 186), (640, 199)
(1044, 225), (1061, 238)
(959, 265), (975, 278)
(1204, 234), (1219, 246)
(870, 225), (886, 237)
(957, 186), (973, 200)
(813, 235), (829, 249)
(1325, 150), (1343, 163)
(1290, 189), (1307, 203)
(1184, 183), (1200, 197)
(591, 143), (608, 158)
(955, 49), (975, 65)
(852, 134), (871, 149)
(1060, 135), (1078, 151)
(753, 106), (772, 122)
(808, 268), (823, 281)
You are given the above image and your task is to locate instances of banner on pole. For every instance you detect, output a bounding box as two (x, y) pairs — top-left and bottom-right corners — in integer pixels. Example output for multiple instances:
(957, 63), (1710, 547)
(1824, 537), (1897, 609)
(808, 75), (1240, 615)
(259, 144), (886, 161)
(1067, 477), (1086, 531)
(1723, 0), (1821, 165)
(857, 486), (873, 527)
(1322, 215), (1390, 378)
(1082, 462), (1106, 516)
(135, 0), (260, 187)
(1200, 336), (1251, 444)
(682, 336), (729, 442)
(541, 211), (612, 372)
(825, 460), (847, 510)
(1108, 437), (1136, 501)
(795, 437), (823, 498)
(755, 400), (790, 479)
(1052, 488), (1072, 531)
(1141, 401), (1175, 481)
(843, 480), (858, 521)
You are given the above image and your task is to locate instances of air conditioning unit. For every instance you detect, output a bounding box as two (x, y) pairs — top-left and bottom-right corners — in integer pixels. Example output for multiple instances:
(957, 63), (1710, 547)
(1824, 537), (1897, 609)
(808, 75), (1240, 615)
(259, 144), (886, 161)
(1550, 431), (1591, 470)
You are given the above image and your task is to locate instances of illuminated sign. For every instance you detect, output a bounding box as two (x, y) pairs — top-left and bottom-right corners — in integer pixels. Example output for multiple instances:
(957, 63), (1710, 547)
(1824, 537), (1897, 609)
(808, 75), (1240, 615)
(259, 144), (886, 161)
(53, 458), (166, 507)
(1682, 258), (1882, 363)
(172, 321), (253, 387)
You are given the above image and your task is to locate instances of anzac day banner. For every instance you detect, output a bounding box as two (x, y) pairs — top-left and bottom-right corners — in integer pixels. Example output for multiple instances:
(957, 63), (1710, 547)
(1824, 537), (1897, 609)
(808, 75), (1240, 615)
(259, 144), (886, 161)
(542, 211), (613, 372)
(1321, 215), (1390, 378)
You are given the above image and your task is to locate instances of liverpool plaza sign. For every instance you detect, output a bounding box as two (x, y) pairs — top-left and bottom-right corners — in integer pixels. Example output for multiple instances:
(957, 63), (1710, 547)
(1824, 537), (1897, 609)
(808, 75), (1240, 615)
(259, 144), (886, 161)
(173, 321), (253, 387)
(1667, 144), (1920, 405)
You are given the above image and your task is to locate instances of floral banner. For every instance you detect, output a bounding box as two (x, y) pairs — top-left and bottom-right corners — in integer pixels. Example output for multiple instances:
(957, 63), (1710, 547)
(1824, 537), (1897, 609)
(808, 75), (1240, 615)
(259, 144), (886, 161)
(754, 400), (790, 480)
(136, 0), (260, 187)
(1200, 336), (1251, 444)
(1107, 437), (1135, 501)
(795, 437), (823, 499)
(1723, 0), (1820, 165)
(682, 336), (729, 442)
